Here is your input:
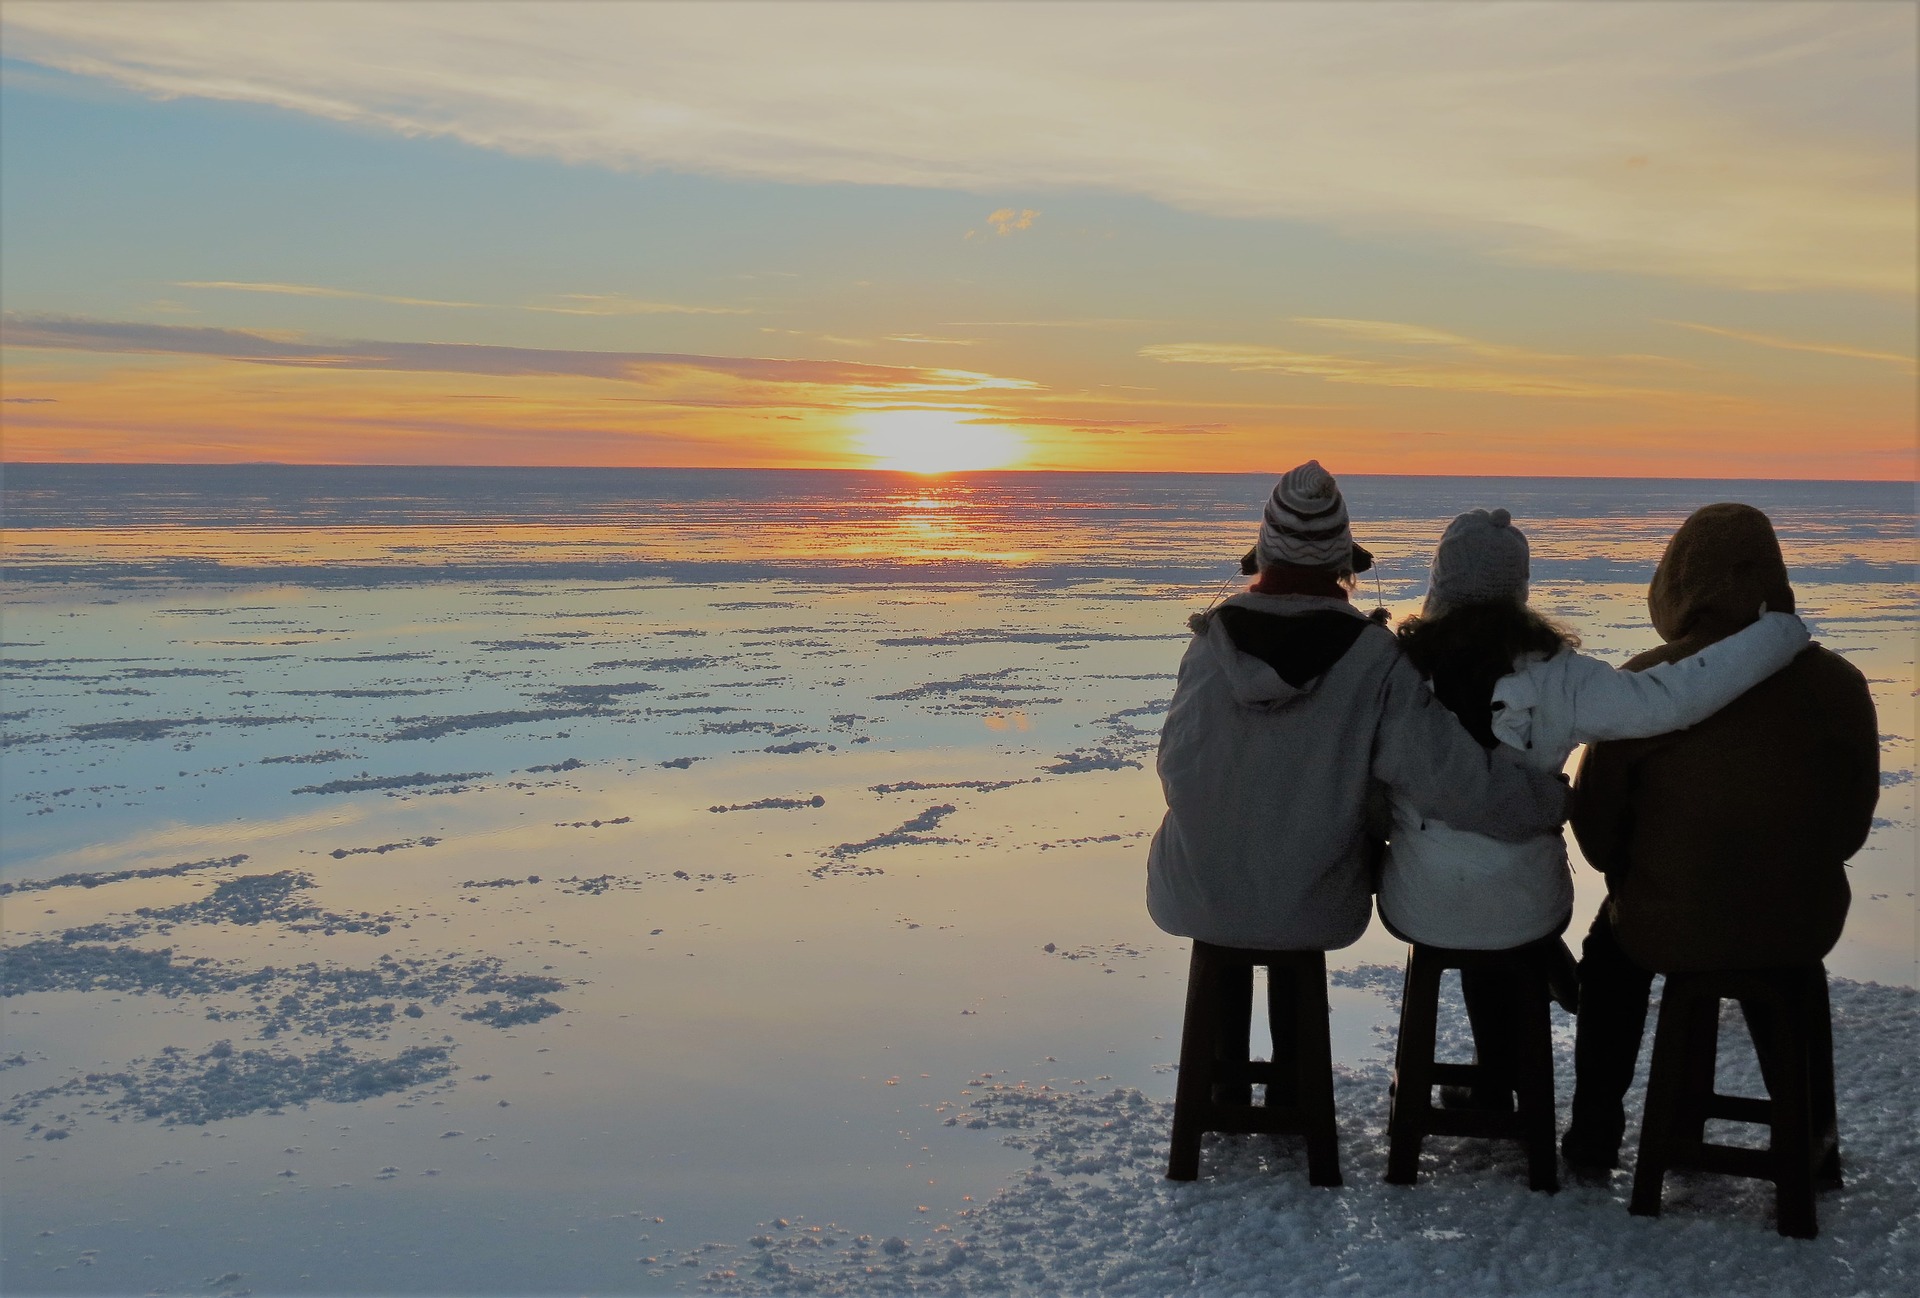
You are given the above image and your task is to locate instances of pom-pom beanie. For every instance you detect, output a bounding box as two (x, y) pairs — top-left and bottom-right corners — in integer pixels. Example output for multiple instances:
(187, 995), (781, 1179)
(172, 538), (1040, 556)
(1422, 508), (1530, 617)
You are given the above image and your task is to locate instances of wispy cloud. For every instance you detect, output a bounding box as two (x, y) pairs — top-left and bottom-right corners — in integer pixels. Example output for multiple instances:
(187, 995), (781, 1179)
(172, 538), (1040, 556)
(1138, 341), (1703, 402)
(1666, 321), (1918, 374)
(1, 313), (1035, 393)
(173, 280), (747, 317)
(938, 319), (1154, 331)
(5, 2), (1910, 292)
(524, 294), (749, 317)
(1289, 317), (1579, 365)
(1018, 415), (1229, 437)
(173, 280), (487, 309)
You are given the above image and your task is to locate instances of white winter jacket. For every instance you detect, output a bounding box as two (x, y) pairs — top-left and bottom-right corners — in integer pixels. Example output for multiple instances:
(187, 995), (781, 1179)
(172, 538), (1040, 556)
(1376, 610), (1811, 949)
(1146, 593), (1570, 951)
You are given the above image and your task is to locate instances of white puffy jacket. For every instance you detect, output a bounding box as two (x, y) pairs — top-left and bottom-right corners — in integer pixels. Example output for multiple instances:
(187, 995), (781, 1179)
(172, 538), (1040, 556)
(1376, 610), (1810, 949)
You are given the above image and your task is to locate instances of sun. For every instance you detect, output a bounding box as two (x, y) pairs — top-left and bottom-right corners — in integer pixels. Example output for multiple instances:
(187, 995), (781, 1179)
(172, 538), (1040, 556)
(851, 409), (1027, 474)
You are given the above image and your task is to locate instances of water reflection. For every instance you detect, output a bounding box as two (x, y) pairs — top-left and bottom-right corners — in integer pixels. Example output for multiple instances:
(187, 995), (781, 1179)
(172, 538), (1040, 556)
(0, 469), (1913, 1294)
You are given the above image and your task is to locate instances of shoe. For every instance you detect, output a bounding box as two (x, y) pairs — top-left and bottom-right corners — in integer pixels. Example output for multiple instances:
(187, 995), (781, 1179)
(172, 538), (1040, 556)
(1438, 1084), (1515, 1114)
(1560, 1126), (1620, 1174)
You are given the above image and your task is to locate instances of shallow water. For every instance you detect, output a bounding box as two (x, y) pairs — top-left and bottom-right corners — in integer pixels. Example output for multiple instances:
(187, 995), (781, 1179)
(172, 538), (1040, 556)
(1, 469), (1913, 1294)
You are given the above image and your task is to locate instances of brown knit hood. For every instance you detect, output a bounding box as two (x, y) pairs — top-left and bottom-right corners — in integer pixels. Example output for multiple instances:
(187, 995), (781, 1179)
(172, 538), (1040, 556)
(1648, 503), (1795, 643)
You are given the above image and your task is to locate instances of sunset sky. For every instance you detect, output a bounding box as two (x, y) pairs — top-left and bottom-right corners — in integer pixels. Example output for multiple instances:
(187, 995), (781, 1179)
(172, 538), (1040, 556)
(1, 1), (1914, 478)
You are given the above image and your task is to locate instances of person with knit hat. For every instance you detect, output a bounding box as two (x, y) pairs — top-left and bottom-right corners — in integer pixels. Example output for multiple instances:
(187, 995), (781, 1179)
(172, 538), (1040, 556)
(1238, 458), (1376, 587)
(1147, 464), (1566, 958)
(1378, 505), (1810, 1109)
(1560, 504), (1879, 1173)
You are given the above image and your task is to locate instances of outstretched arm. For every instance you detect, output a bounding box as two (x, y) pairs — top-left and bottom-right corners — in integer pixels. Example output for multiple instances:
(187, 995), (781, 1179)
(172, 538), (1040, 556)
(1372, 654), (1568, 843)
(1496, 610), (1808, 748)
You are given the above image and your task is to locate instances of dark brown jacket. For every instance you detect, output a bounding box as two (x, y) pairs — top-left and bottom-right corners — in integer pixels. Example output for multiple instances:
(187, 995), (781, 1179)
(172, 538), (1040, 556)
(1570, 504), (1879, 972)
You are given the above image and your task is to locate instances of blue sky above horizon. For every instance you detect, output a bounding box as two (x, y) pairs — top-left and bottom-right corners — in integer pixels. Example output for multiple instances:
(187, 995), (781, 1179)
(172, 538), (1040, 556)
(1, 2), (1914, 477)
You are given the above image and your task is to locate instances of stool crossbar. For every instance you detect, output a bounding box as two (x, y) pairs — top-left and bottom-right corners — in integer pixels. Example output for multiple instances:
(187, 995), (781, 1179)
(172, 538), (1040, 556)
(1166, 941), (1341, 1186)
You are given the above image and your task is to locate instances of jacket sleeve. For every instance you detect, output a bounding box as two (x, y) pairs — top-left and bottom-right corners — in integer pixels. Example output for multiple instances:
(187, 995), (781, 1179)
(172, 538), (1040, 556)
(1371, 653), (1568, 843)
(1815, 653), (1881, 863)
(1515, 611), (1809, 745)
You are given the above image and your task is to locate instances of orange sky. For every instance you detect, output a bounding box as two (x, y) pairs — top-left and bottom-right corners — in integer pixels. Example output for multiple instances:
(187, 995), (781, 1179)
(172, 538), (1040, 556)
(2, 2), (1914, 478)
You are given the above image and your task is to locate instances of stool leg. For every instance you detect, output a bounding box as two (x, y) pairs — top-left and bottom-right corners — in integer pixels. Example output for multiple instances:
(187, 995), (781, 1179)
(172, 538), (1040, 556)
(1292, 953), (1342, 1187)
(1386, 948), (1439, 1186)
(1807, 971), (1841, 1186)
(1214, 959), (1254, 1108)
(1630, 981), (1695, 1218)
(1675, 991), (1721, 1158)
(1514, 973), (1559, 1194)
(1266, 964), (1301, 1110)
(1168, 943), (1219, 1181)
(1750, 990), (1817, 1239)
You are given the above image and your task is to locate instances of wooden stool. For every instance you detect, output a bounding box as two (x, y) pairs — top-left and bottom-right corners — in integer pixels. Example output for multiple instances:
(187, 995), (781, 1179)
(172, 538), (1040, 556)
(1385, 942), (1558, 1192)
(1629, 965), (1839, 1239)
(1166, 941), (1341, 1186)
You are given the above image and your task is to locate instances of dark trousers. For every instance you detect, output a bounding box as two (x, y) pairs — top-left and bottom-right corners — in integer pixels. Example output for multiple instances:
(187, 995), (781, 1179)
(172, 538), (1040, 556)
(1566, 906), (1655, 1154)
(1457, 926), (1578, 1088)
(1378, 911), (1575, 1090)
(1567, 906), (1806, 1158)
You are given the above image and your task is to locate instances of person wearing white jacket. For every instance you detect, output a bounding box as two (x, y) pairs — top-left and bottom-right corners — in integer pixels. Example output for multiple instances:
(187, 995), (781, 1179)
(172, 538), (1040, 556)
(1147, 467), (1573, 955)
(1377, 508), (1811, 955)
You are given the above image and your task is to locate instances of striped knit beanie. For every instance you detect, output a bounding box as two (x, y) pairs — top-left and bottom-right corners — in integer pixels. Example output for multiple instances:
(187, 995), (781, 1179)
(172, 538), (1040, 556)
(1421, 508), (1531, 617)
(1254, 460), (1355, 571)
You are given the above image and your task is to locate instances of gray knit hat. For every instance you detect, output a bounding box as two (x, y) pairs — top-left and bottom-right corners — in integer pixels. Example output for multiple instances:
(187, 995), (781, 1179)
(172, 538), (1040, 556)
(1248, 460), (1372, 573)
(1422, 508), (1530, 616)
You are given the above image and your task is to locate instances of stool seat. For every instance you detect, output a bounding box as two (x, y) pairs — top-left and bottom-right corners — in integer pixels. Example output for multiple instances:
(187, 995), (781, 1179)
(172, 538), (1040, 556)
(1385, 942), (1559, 1193)
(1166, 941), (1341, 1186)
(1629, 964), (1839, 1239)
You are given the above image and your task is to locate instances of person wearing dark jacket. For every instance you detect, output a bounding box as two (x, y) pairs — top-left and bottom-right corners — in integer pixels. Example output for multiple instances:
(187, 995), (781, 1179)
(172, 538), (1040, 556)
(1561, 502), (1881, 1170)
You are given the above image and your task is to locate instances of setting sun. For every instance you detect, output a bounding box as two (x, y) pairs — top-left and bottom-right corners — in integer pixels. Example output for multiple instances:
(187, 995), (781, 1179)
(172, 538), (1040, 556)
(851, 409), (1028, 474)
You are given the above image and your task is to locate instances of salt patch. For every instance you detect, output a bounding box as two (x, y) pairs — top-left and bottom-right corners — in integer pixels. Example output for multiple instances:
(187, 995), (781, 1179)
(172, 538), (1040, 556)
(706, 978), (1919, 1297)
(291, 771), (488, 795)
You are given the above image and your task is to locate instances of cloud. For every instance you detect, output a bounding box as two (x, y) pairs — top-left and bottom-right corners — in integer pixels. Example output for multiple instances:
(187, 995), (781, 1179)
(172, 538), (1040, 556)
(986, 208), (1038, 236)
(523, 294), (749, 317)
(1289, 317), (1579, 365)
(1038, 418), (1229, 437)
(937, 318), (1155, 331)
(0, 313), (1035, 393)
(173, 280), (488, 309)
(173, 281), (746, 316)
(1138, 340), (1709, 402)
(1666, 321), (1918, 373)
(3, 2), (1910, 294)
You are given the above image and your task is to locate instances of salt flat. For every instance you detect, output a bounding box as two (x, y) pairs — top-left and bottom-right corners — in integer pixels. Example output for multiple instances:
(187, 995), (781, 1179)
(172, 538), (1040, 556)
(2, 469), (1913, 1295)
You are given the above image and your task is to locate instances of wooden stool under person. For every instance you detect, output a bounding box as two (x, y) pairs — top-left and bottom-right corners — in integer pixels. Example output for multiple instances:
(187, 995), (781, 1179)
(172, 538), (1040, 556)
(1166, 941), (1341, 1186)
(1630, 964), (1839, 1239)
(1385, 942), (1559, 1193)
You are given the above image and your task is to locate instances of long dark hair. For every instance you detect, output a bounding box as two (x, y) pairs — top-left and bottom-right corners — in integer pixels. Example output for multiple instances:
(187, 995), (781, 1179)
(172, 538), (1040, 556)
(1396, 601), (1580, 748)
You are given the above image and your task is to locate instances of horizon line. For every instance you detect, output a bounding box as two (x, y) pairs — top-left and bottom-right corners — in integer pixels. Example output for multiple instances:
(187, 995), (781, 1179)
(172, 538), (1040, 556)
(1, 461), (1912, 487)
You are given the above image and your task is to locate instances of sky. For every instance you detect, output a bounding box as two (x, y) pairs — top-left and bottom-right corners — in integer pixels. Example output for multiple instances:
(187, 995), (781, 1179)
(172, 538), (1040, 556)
(0, 1), (1914, 477)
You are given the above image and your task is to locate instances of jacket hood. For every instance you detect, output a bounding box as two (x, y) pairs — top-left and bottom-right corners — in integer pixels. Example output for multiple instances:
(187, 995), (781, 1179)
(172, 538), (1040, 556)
(1648, 503), (1795, 643)
(1196, 593), (1367, 709)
